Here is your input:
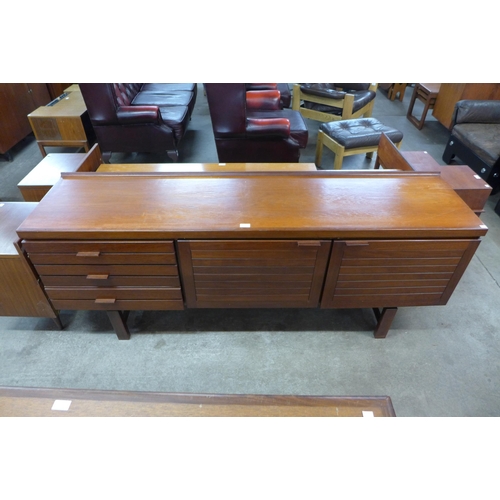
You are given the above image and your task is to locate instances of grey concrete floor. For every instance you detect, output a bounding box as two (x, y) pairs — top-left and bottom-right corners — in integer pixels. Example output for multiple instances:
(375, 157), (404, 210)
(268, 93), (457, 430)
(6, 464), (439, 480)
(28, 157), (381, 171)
(1, 84), (499, 417)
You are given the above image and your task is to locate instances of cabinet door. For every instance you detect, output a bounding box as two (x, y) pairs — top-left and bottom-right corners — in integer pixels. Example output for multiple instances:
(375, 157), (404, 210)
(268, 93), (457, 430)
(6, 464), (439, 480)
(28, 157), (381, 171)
(321, 239), (480, 309)
(177, 240), (331, 308)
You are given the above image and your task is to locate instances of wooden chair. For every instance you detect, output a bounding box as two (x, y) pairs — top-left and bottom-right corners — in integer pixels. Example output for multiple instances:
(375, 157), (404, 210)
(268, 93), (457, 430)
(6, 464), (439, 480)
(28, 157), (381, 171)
(292, 83), (378, 123)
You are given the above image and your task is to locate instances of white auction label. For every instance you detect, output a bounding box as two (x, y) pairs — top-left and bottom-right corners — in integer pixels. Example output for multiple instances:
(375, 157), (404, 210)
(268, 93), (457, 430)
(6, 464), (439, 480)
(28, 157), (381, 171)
(51, 400), (72, 411)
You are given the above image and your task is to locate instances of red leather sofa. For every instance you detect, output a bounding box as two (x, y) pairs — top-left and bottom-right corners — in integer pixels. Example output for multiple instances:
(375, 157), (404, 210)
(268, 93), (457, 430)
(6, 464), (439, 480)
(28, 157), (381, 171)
(79, 83), (197, 162)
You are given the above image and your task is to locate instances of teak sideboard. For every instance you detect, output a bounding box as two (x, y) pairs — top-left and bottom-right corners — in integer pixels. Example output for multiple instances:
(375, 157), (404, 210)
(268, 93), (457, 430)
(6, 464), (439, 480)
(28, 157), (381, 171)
(16, 171), (488, 340)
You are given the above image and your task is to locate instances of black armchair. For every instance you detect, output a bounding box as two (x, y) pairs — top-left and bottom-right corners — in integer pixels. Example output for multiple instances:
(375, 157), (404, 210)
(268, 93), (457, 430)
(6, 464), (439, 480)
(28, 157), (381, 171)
(204, 84), (308, 162)
(442, 99), (500, 193)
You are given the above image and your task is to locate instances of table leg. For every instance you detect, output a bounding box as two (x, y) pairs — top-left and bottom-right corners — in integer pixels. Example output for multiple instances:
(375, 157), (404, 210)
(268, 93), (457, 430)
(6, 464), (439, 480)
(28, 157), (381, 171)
(372, 307), (398, 338)
(106, 311), (131, 340)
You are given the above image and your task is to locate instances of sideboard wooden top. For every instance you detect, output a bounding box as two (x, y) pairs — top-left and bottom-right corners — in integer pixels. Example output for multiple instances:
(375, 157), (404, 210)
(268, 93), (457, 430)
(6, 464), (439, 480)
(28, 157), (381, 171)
(17, 171), (488, 240)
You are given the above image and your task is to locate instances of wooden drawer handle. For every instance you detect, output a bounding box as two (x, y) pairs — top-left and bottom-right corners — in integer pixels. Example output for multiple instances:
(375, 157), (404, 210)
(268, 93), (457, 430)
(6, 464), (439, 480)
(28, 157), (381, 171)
(86, 274), (109, 280)
(297, 241), (322, 247)
(77, 251), (100, 257)
(95, 298), (116, 304)
(345, 242), (370, 247)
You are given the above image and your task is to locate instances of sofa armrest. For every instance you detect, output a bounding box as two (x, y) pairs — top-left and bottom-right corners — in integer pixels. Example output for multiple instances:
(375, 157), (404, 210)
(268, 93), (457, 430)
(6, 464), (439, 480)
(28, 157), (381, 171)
(246, 117), (290, 137)
(453, 100), (500, 127)
(116, 105), (159, 124)
(246, 90), (281, 110)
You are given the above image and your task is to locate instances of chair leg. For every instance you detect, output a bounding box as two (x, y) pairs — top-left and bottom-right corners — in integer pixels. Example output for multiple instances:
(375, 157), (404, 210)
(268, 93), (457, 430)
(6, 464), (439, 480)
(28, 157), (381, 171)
(333, 146), (344, 170)
(315, 131), (324, 167)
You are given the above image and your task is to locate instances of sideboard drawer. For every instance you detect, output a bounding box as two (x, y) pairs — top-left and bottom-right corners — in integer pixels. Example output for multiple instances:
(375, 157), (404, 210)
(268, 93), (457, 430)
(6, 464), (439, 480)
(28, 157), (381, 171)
(23, 240), (176, 266)
(44, 287), (182, 301)
(50, 299), (184, 311)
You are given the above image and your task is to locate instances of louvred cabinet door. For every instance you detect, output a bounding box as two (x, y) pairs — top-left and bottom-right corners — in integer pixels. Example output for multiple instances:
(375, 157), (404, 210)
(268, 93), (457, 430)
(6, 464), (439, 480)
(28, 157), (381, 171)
(177, 240), (332, 308)
(321, 239), (480, 309)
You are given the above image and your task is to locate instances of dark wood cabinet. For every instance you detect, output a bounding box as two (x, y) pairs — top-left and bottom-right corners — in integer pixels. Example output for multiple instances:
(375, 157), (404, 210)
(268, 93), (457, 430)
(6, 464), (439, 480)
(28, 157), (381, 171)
(0, 83), (51, 155)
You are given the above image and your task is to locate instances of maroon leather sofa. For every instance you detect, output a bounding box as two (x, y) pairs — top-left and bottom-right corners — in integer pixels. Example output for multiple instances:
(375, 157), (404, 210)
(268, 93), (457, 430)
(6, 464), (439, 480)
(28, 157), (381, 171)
(205, 83), (308, 162)
(79, 83), (197, 162)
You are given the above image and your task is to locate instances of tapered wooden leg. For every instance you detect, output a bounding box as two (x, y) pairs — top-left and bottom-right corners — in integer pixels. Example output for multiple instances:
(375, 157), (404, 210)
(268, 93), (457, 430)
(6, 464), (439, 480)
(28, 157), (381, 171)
(372, 307), (398, 338)
(106, 310), (131, 340)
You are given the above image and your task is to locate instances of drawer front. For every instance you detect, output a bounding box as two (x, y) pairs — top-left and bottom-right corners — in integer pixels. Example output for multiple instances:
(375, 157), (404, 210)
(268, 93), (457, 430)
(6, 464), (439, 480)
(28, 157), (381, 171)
(321, 239), (480, 309)
(22, 240), (175, 254)
(50, 299), (184, 311)
(41, 275), (180, 288)
(177, 240), (332, 308)
(45, 287), (182, 301)
(24, 240), (176, 266)
(32, 264), (179, 277)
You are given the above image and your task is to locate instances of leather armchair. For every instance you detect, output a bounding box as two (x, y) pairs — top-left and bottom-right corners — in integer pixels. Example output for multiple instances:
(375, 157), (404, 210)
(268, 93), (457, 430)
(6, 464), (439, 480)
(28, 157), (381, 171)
(292, 83), (378, 122)
(205, 84), (308, 162)
(442, 99), (500, 193)
(79, 83), (197, 162)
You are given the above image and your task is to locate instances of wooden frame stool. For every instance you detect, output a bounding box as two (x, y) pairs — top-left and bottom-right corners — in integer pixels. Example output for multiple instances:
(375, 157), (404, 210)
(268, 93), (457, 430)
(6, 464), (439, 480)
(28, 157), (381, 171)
(406, 83), (441, 130)
(315, 118), (403, 170)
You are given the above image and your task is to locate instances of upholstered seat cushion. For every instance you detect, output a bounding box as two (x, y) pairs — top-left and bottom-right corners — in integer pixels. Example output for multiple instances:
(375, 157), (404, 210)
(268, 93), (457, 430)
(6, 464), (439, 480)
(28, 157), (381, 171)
(300, 83), (376, 115)
(159, 106), (190, 142)
(247, 108), (308, 148)
(453, 123), (500, 167)
(320, 118), (403, 149)
(132, 91), (193, 108)
(141, 83), (197, 92)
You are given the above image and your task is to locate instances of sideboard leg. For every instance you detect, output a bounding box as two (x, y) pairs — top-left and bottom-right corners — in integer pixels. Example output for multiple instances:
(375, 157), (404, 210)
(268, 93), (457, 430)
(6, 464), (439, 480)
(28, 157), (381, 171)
(52, 314), (63, 330)
(106, 311), (131, 340)
(372, 307), (398, 338)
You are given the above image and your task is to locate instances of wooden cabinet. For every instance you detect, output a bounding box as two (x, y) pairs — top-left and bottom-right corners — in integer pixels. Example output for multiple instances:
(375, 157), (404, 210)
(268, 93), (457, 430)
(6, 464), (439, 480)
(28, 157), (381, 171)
(16, 170), (487, 339)
(0, 84), (51, 155)
(0, 203), (58, 320)
(433, 83), (500, 129)
(27, 91), (94, 157)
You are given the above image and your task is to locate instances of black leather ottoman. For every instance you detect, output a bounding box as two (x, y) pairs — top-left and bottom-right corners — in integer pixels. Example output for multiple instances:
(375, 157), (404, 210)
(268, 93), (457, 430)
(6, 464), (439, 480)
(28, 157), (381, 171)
(315, 117), (403, 169)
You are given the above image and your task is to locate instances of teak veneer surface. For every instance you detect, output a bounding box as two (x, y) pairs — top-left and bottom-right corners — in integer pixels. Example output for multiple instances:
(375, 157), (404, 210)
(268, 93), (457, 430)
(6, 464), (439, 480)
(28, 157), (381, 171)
(17, 172), (487, 240)
(96, 162), (318, 172)
(0, 387), (395, 417)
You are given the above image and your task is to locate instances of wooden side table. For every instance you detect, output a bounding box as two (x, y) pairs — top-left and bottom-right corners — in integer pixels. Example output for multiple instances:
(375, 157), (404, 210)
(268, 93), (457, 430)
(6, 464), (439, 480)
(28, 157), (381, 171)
(18, 144), (102, 201)
(28, 91), (94, 157)
(406, 83), (441, 130)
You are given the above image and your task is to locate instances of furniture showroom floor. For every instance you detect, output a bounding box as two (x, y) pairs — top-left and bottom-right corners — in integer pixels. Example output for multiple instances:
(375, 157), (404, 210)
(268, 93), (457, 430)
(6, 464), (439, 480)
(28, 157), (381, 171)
(1, 84), (499, 417)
